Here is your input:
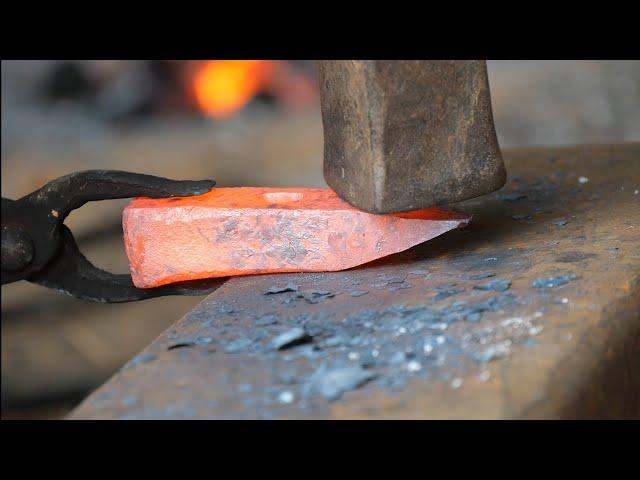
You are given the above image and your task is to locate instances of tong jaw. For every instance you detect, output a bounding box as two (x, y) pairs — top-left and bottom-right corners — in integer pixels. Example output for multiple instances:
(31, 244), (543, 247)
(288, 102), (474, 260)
(1, 170), (220, 302)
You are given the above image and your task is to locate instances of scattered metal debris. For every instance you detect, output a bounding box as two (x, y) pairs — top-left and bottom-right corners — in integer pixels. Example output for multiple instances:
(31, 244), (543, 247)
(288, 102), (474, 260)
(307, 366), (376, 401)
(291, 292), (320, 304)
(349, 290), (369, 297)
(88, 274), (550, 413)
(167, 341), (197, 350)
(269, 327), (312, 350)
(532, 275), (577, 288)
(474, 279), (511, 292)
(474, 340), (512, 363)
(552, 218), (568, 226)
(265, 283), (299, 294)
(470, 272), (496, 280)
(166, 336), (212, 350)
(389, 282), (412, 291)
(433, 286), (463, 301)
(409, 269), (430, 275)
(256, 314), (278, 326)
(224, 338), (254, 354)
(512, 213), (533, 221)
(373, 274), (407, 288)
(312, 290), (334, 298)
(498, 192), (527, 202)
(278, 391), (295, 404)
(555, 252), (596, 263)
(406, 360), (422, 372)
(127, 353), (157, 367)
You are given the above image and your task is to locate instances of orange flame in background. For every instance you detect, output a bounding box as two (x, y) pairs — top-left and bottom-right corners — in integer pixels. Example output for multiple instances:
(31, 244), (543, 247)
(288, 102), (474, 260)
(192, 60), (275, 118)
(191, 60), (318, 118)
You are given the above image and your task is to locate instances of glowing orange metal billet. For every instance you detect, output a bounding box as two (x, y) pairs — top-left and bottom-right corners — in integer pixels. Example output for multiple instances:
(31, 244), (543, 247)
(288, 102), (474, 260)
(123, 188), (470, 288)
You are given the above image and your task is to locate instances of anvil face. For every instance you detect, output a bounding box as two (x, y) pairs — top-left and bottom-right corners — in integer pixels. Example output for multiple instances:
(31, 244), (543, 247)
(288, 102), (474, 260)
(123, 187), (470, 288)
(317, 60), (506, 213)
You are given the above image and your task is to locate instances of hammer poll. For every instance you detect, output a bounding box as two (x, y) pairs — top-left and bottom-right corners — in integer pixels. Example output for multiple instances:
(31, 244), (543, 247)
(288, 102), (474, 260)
(317, 60), (506, 213)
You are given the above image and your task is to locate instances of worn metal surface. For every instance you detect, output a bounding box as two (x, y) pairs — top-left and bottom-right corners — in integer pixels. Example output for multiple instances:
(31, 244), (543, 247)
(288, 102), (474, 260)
(123, 187), (469, 288)
(1, 170), (219, 302)
(70, 144), (640, 419)
(317, 60), (506, 214)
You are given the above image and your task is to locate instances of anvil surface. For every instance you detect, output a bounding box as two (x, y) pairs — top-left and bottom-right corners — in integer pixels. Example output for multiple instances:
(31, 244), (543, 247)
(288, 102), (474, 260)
(70, 144), (640, 419)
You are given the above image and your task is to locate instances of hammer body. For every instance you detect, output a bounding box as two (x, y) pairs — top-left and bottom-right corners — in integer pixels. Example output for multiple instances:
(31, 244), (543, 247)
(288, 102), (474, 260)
(317, 60), (506, 213)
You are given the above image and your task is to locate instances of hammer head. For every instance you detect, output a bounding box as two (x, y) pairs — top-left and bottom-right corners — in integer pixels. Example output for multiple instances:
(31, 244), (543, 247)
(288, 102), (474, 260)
(317, 60), (506, 213)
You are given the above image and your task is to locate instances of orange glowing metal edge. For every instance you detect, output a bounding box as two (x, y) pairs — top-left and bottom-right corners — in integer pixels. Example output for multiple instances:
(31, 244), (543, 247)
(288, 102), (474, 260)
(123, 188), (471, 289)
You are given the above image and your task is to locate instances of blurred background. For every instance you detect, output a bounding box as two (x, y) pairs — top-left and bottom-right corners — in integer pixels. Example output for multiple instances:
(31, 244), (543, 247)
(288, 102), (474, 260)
(2, 60), (639, 419)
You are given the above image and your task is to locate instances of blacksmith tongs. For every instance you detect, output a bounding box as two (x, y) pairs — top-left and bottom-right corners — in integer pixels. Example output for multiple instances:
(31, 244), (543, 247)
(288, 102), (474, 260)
(1, 170), (221, 302)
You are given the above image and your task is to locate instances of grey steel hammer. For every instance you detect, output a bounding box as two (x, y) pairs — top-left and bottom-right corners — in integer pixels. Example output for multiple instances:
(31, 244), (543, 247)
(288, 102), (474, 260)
(317, 60), (506, 213)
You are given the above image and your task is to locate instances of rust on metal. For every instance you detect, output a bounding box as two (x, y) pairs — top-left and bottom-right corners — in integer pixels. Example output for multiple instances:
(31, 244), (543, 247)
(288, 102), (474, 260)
(70, 144), (640, 419)
(317, 60), (506, 213)
(123, 187), (469, 288)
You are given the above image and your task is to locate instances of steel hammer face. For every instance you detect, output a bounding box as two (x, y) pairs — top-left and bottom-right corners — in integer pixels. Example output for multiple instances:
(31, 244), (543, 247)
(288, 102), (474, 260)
(317, 60), (506, 214)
